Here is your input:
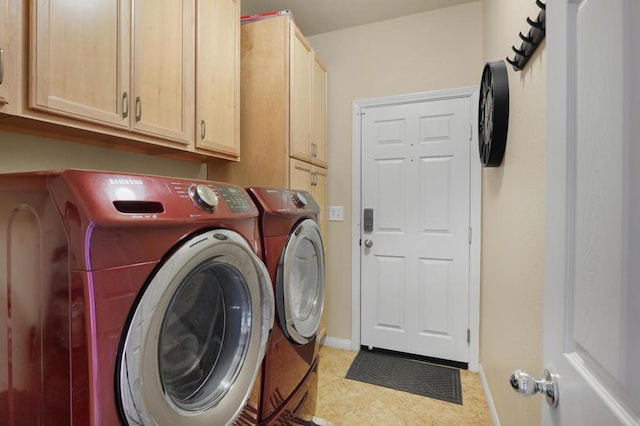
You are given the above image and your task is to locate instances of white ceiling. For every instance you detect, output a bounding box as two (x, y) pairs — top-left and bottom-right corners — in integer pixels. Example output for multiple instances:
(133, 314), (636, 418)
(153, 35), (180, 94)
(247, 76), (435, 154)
(241, 0), (478, 36)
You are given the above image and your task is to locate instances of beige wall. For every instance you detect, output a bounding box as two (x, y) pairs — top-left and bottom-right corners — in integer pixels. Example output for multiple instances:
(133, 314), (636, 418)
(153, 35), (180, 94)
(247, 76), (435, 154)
(481, 0), (545, 424)
(0, 131), (206, 178)
(308, 1), (483, 342)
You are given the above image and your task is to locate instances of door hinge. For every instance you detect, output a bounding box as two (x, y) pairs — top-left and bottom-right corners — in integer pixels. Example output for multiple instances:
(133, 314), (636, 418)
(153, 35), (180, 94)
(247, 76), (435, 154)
(467, 328), (471, 344)
(469, 123), (473, 141)
(468, 227), (472, 244)
(359, 238), (362, 246)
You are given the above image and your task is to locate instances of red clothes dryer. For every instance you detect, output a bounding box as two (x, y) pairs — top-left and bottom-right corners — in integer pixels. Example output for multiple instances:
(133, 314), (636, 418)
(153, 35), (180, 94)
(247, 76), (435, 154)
(247, 188), (325, 425)
(0, 170), (274, 425)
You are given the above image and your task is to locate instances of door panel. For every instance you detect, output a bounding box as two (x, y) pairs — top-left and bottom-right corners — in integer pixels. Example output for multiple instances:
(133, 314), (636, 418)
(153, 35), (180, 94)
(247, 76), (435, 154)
(31, 0), (129, 126)
(361, 96), (471, 362)
(312, 55), (327, 166)
(0, 0), (16, 113)
(289, 27), (312, 161)
(376, 159), (405, 231)
(419, 258), (451, 334)
(544, 0), (640, 423)
(196, 0), (239, 156)
(420, 156), (452, 231)
(132, 0), (194, 144)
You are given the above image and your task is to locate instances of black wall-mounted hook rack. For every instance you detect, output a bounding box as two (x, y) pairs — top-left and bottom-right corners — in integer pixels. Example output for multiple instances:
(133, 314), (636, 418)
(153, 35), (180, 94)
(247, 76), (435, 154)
(506, 0), (546, 71)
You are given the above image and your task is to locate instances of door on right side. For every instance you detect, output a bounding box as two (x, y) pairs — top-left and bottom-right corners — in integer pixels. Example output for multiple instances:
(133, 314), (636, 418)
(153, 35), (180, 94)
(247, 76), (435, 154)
(543, 0), (640, 423)
(360, 95), (471, 364)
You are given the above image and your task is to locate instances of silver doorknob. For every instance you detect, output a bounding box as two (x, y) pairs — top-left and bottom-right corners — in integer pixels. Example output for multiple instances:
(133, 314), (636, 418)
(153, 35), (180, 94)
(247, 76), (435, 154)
(510, 369), (559, 407)
(364, 239), (373, 248)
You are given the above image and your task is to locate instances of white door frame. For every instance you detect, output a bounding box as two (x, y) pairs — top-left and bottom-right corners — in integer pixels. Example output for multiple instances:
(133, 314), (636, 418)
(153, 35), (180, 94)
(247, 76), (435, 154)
(351, 86), (481, 371)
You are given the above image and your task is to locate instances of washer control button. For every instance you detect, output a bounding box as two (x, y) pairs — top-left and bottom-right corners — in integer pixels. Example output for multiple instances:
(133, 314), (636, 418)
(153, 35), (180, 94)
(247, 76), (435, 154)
(293, 192), (307, 208)
(189, 184), (219, 212)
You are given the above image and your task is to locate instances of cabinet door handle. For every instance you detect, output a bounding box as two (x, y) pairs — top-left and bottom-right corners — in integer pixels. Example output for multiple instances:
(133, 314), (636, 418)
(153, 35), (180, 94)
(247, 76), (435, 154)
(311, 143), (317, 158)
(135, 96), (142, 121)
(0, 48), (4, 85)
(201, 120), (206, 140)
(122, 92), (129, 118)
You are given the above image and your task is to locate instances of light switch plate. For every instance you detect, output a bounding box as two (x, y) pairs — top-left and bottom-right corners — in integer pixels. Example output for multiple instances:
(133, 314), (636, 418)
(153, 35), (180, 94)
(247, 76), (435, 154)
(328, 205), (344, 221)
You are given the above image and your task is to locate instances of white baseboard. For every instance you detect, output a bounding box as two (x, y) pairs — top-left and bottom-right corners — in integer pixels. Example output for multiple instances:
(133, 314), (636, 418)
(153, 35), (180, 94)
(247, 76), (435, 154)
(478, 363), (500, 426)
(320, 336), (353, 351)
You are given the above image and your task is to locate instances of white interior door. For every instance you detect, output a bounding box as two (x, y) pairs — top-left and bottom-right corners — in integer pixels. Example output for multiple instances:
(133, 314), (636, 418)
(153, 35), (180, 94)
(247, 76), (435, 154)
(360, 95), (472, 363)
(543, 0), (640, 423)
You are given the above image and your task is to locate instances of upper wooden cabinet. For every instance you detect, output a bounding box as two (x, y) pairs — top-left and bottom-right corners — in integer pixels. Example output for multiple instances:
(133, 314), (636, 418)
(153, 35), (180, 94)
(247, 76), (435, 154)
(289, 26), (327, 167)
(311, 54), (328, 167)
(289, 27), (312, 163)
(0, 0), (238, 160)
(131, 0), (195, 144)
(195, 0), (240, 158)
(0, 0), (17, 115)
(207, 13), (329, 184)
(31, 0), (194, 145)
(31, 0), (130, 128)
(207, 13), (328, 226)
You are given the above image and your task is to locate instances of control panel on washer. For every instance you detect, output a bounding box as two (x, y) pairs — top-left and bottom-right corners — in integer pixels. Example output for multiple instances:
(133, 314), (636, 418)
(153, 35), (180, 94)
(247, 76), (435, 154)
(168, 181), (255, 214)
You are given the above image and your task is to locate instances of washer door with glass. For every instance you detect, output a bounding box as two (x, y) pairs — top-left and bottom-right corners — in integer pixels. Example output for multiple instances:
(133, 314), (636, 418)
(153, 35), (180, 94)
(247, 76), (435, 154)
(117, 229), (274, 426)
(276, 218), (325, 345)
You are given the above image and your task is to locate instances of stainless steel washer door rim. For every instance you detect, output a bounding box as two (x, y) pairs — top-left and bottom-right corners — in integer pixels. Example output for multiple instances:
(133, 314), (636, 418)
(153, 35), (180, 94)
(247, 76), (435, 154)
(117, 229), (274, 426)
(277, 219), (325, 345)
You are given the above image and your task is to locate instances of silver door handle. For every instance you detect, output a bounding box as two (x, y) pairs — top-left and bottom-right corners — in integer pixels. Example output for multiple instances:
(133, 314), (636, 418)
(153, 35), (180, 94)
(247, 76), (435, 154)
(510, 369), (559, 407)
(364, 239), (373, 248)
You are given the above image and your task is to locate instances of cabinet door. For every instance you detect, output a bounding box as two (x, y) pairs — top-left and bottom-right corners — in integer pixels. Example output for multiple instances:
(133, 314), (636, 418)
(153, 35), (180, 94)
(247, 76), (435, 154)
(132, 0), (194, 145)
(0, 0), (14, 114)
(195, 0), (239, 158)
(289, 157), (313, 192)
(31, 0), (130, 127)
(289, 26), (312, 162)
(311, 54), (327, 167)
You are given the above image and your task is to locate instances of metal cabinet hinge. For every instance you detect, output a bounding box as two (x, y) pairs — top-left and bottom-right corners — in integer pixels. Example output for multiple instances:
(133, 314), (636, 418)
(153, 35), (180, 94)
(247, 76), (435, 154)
(467, 328), (471, 344)
(468, 227), (472, 244)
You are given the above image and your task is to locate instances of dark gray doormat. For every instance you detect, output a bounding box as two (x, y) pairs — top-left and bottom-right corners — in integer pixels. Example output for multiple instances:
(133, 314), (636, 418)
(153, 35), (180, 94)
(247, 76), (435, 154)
(345, 350), (463, 405)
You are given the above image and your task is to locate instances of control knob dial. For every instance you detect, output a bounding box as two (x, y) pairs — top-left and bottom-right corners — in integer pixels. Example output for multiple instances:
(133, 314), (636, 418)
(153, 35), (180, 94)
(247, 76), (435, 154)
(293, 192), (307, 208)
(189, 184), (219, 212)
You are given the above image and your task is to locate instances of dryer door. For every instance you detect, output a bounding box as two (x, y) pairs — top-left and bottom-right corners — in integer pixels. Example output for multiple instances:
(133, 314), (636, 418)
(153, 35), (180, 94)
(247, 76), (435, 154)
(277, 218), (325, 345)
(117, 229), (274, 426)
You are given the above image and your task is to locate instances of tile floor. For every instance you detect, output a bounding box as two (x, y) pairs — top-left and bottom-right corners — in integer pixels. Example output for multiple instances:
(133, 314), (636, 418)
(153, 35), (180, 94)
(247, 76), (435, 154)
(315, 346), (493, 425)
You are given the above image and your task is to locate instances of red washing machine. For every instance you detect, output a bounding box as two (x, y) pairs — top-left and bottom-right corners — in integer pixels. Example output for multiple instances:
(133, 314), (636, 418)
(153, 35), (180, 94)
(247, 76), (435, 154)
(0, 169), (275, 426)
(247, 188), (325, 426)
